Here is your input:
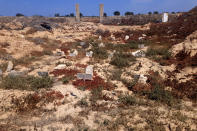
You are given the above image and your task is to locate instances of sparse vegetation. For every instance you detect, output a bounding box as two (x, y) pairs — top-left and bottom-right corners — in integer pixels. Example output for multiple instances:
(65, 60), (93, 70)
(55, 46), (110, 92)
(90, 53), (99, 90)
(13, 56), (39, 66)
(146, 85), (174, 106)
(62, 76), (74, 84)
(91, 43), (108, 59)
(90, 86), (103, 103)
(119, 95), (137, 105)
(146, 47), (171, 59)
(11, 90), (64, 113)
(0, 62), (8, 72)
(110, 52), (136, 68)
(0, 75), (53, 91)
(77, 98), (88, 107)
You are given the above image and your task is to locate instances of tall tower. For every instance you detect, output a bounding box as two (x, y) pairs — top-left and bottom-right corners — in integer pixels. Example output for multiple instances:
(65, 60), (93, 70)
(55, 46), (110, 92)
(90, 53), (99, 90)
(76, 4), (80, 22)
(100, 4), (104, 23)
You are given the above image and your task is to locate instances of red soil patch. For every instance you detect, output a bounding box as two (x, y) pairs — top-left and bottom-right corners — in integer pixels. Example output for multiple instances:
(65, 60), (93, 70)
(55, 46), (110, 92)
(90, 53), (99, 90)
(50, 69), (79, 77)
(165, 79), (197, 101)
(75, 63), (87, 68)
(132, 83), (152, 93)
(60, 46), (69, 55)
(73, 75), (113, 91)
(12, 90), (64, 112)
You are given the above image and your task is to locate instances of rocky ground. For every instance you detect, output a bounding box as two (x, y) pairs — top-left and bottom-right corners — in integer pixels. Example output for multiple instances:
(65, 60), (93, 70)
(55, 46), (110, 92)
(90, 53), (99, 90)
(0, 8), (197, 131)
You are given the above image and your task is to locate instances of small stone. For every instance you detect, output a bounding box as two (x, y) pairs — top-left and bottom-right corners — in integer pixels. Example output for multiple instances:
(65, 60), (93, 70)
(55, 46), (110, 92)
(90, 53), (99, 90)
(80, 42), (86, 46)
(132, 50), (145, 57)
(37, 72), (48, 77)
(138, 74), (148, 84)
(6, 61), (13, 72)
(138, 37), (144, 40)
(86, 51), (93, 57)
(99, 43), (105, 47)
(125, 35), (130, 40)
(55, 49), (65, 56)
(138, 44), (145, 49)
(69, 50), (78, 57)
(98, 35), (102, 40)
(111, 35), (116, 41)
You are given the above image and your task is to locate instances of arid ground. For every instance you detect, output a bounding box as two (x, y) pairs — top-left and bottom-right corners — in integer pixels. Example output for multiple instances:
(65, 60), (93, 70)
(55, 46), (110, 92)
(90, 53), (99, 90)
(0, 7), (197, 131)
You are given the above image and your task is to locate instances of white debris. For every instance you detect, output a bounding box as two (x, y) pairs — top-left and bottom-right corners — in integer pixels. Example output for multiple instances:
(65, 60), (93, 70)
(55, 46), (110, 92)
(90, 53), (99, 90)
(86, 51), (93, 57)
(54, 64), (66, 70)
(142, 34), (147, 37)
(111, 35), (116, 41)
(132, 50), (145, 57)
(55, 49), (65, 56)
(108, 50), (116, 59)
(69, 50), (78, 57)
(80, 42), (86, 46)
(138, 74), (148, 84)
(98, 35), (102, 40)
(99, 43), (105, 47)
(125, 35), (130, 40)
(138, 44), (145, 49)
(138, 37), (144, 41)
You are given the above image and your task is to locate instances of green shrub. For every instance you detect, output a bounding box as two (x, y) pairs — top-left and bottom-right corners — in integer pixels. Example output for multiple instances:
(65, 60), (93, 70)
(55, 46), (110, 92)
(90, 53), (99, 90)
(77, 98), (88, 107)
(62, 76), (74, 84)
(111, 69), (122, 81)
(13, 56), (38, 66)
(110, 52), (136, 68)
(0, 62), (8, 72)
(146, 85), (174, 106)
(0, 76), (53, 91)
(92, 47), (108, 59)
(90, 86), (103, 103)
(118, 95), (137, 105)
(146, 47), (171, 60)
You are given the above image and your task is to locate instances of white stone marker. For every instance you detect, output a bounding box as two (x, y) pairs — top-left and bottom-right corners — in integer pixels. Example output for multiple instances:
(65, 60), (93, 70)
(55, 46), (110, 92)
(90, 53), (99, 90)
(162, 13), (168, 23)
(85, 65), (93, 76)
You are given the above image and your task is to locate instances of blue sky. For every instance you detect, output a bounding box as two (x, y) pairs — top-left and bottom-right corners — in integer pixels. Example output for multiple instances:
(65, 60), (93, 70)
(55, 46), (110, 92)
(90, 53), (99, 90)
(0, 0), (196, 16)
